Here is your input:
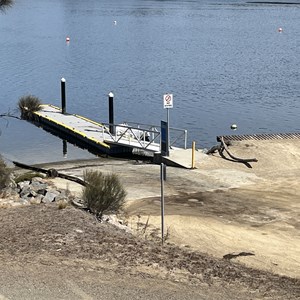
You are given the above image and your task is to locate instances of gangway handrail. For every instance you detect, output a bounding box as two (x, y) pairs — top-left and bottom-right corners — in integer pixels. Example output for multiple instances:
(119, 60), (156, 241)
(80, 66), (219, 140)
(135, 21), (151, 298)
(101, 123), (161, 151)
(170, 129), (188, 149)
(101, 122), (187, 151)
(124, 122), (187, 149)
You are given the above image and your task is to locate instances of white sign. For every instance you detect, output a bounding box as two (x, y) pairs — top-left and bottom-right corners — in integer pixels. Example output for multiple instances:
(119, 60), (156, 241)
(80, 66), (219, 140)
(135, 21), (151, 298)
(163, 94), (173, 109)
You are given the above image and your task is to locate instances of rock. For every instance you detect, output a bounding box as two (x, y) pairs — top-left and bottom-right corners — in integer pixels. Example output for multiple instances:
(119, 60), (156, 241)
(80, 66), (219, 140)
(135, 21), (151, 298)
(17, 181), (30, 190)
(37, 188), (47, 196)
(29, 194), (43, 204)
(20, 193), (30, 199)
(28, 190), (38, 197)
(102, 214), (132, 233)
(30, 181), (48, 192)
(42, 191), (60, 203)
(20, 186), (31, 197)
(5, 178), (72, 206)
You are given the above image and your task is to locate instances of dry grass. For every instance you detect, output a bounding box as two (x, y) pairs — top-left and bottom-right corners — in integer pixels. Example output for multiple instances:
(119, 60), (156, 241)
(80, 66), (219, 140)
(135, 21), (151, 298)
(0, 158), (11, 190)
(57, 199), (68, 209)
(18, 95), (42, 120)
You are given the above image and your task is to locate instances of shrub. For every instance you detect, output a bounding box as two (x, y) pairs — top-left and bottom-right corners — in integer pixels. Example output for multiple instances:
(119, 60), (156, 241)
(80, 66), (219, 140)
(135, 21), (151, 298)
(14, 172), (44, 183)
(0, 157), (11, 190)
(18, 95), (42, 120)
(82, 170), (126, 219)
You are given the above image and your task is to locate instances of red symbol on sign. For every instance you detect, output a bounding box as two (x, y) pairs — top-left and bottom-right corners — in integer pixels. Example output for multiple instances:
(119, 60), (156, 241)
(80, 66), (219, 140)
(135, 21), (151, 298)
(163, 94), (173, 109)
(165, 94), (171, 104)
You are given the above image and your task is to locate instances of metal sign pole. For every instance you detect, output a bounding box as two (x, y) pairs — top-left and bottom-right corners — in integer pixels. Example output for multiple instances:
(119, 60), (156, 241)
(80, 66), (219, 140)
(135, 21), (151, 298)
(160, 163), (165, 245)
(167, 108), (170, 152)
(163, 93), (173, 156)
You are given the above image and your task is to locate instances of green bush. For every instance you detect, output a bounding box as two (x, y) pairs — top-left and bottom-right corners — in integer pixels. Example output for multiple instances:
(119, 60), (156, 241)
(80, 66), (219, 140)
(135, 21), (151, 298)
(82, 170), (126, 219)
(0, 157), (11, 190)
(18, 95), (42, 120)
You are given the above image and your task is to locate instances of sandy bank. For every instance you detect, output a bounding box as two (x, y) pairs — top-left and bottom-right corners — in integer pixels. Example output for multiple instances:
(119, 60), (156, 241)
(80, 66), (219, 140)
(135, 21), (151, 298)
(13, 139), (300, 279)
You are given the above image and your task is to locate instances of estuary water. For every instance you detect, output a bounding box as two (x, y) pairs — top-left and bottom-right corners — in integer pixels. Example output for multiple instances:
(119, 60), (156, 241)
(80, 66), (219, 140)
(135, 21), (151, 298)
(0, 0), (299, 164)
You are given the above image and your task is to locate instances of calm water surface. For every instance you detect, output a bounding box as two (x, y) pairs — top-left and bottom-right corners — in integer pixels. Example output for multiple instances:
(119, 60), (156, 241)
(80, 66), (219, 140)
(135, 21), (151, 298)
(0, 0), (299, 163)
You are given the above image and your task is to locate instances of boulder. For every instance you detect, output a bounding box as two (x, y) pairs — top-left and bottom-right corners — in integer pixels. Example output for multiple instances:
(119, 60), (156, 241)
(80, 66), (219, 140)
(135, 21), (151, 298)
(29, 194), (43, 204)
(20, 186), (31, 198)
(17, 181), (30, 190)
(42, 191), (60, 203)
(30, 181), (48, 192)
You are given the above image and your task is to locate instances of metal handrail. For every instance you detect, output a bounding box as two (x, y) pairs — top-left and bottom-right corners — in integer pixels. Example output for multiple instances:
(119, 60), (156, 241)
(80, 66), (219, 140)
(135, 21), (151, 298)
(101, 123), (161, 150)
(125, 122), (187, 149)
(101, 122), (187, 151)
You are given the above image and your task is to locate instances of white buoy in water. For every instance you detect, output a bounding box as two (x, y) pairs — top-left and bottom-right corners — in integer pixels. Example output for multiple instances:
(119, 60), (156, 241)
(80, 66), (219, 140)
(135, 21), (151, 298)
(231, 124), (237, 130)
(66, 36), (70, 42)
(278, 27), (283, 32)
(113, 20), (117, 25)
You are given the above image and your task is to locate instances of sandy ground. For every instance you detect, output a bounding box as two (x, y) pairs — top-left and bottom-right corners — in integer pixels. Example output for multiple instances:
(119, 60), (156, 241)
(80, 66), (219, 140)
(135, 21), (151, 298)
(44, 140), (300, 279)
(2, 139), (300, 299)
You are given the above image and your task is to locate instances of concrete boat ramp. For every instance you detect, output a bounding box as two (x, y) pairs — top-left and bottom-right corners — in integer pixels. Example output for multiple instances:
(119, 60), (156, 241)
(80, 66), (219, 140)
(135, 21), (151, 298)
(33, 104), (195, 168)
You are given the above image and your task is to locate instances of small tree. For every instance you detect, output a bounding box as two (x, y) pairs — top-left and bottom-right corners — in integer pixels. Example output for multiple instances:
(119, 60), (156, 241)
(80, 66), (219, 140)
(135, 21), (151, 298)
(82, 170), (126, 219)
(0, 157), (11, 190)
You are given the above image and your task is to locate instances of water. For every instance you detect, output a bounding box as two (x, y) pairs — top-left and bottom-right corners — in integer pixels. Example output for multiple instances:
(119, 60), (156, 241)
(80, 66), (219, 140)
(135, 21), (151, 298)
(1, 0), (299, 164)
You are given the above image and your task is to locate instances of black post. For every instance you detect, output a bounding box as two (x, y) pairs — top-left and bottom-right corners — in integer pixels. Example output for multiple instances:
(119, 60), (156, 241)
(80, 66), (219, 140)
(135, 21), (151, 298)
(61, 78), (66, 114)
(108, 92), (114, 134)
(161, 120), (169, 157)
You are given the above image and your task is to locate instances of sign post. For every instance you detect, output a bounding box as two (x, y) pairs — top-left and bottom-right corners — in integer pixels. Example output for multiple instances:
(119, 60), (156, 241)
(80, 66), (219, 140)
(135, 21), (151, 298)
(160, 163), (166, 245)
(163, 94), (173, 155)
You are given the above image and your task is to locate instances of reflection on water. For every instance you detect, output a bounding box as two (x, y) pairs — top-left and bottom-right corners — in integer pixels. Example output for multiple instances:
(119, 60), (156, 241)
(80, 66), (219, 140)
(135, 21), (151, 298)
(0, 0), (299, 163)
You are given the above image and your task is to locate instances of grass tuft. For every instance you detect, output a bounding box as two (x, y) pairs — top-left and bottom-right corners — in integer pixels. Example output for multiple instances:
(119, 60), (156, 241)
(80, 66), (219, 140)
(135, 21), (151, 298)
(57, 199), (68, 209)
(18, 95), (42, 120)
(0, 0), (13, 12)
